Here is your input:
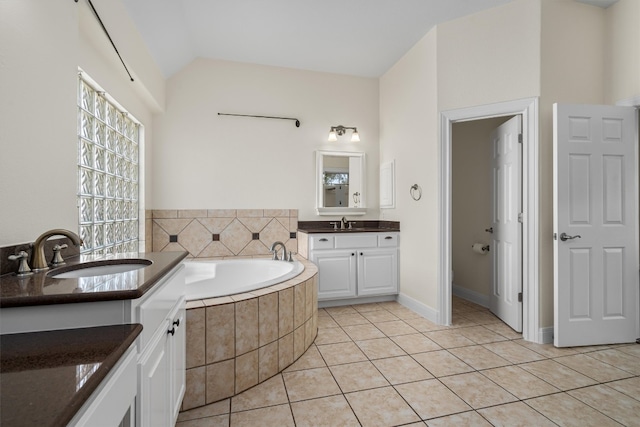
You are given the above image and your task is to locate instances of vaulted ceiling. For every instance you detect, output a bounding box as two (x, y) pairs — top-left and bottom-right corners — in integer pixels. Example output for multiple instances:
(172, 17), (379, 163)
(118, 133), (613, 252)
(122, 0), (619, 79)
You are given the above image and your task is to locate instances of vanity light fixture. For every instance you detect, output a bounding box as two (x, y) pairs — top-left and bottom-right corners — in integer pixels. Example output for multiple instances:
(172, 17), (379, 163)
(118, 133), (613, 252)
(328, 125), (360, 142)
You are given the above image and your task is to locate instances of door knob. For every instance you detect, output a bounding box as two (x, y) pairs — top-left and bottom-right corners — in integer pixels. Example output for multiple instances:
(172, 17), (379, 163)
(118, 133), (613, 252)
(560, 232), (581, 242)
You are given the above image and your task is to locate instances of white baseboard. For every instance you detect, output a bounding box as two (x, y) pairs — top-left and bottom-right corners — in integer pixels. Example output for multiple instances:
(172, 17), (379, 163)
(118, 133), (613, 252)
(538, 327), (554, 344)
(318, 295), (396, 309)
(452, 284), (489, 308)
(396, 293), (439, 324)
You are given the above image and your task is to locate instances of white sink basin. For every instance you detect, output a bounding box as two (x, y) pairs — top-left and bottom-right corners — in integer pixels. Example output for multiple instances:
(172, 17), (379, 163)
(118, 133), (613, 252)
(49, 259), (152, 278)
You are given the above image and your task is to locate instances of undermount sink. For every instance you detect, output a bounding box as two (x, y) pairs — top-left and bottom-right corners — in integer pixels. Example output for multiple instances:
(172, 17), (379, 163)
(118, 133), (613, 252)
(48, 259), (152, 279)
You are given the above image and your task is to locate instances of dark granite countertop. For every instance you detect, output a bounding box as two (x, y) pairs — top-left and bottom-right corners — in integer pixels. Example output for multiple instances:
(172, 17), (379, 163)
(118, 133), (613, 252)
(0, 251), (188, 308)
(0, 323), (142, 427)
(298, 220), (400, 234)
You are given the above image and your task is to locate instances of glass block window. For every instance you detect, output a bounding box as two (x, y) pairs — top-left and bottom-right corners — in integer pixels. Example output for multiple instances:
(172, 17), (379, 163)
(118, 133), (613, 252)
(77, 72), (139, 255)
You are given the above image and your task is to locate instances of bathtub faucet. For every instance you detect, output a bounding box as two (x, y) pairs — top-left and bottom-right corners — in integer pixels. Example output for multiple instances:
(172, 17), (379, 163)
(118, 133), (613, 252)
(269, 241), (287, 261)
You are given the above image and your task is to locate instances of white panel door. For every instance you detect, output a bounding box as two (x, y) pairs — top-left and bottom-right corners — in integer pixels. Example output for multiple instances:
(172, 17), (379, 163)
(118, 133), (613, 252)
(490, 116), (523, 332)
(553, 103), (639, 347)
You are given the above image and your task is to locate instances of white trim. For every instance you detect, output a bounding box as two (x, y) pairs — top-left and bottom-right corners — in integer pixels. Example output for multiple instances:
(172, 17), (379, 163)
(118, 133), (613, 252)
(318, 295), (395, 308)
(379, 160), (396, 209)
(452, 284), (489, 308)
(397, 292), (439, 323)
(616, 95), (640, 107)
(538, 327), (554, 344)
(440, 97), (540, 342)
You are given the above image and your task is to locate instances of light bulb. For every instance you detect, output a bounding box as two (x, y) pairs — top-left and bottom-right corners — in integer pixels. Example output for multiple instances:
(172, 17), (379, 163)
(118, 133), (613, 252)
(350, 129), (360, 142)
(328, 129), (337, 142)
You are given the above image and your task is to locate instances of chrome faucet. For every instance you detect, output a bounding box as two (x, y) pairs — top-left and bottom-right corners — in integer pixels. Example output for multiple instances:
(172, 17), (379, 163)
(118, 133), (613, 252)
(269, 241), (287, 261)
(341, 216), (349, 230)
(31, 229), (83, 271)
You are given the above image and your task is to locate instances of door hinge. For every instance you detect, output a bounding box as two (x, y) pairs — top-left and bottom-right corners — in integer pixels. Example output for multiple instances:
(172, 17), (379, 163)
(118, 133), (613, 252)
(518, 212), (523, 223)
(518, 134), (523, 144)
(518, 292), (523, 303)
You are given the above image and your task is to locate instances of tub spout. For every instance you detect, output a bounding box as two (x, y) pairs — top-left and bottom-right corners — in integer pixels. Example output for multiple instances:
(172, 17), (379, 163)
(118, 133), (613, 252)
(269, 241), (287, 261)
(32, 229), (83, 271)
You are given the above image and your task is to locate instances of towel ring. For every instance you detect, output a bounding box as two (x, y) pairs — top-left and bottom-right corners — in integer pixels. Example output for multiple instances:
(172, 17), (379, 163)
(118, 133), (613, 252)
(410, 184), (422, 201)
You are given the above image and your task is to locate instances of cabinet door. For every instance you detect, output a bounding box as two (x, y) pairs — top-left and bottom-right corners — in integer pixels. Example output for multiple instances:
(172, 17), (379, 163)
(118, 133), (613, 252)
(169, 301), (186, 423)
(357, 248), (398, 296)
(70, 347), (137, 427)
(311, 250), (357, 300)
(139, 324), (171, 427)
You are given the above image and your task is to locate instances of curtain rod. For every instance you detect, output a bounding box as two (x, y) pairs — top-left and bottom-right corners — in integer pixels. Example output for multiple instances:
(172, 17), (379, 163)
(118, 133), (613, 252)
(218, 113), (300, 127)
(75, 0), (134, 82)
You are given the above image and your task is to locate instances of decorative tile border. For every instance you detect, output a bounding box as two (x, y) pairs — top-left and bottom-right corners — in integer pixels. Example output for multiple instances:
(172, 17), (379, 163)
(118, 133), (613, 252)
(149, 209), (298, 258)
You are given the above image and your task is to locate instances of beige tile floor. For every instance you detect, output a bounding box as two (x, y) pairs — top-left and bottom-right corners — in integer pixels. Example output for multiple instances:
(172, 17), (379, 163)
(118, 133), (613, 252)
(177, 297), (640, 427)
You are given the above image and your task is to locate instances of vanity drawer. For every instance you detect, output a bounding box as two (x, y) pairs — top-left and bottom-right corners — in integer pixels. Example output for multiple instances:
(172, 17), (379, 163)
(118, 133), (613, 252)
(335, 234), (377, 249)
(378, 233), (399, 247)
(310, 235), (335, 250)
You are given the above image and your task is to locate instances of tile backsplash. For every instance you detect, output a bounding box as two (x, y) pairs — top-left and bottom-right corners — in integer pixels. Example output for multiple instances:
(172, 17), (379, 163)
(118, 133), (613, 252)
(149, 209), (298, 258)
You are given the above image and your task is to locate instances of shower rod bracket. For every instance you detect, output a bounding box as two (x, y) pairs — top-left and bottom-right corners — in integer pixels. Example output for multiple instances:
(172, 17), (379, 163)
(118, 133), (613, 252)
(218, 113), (300, 127)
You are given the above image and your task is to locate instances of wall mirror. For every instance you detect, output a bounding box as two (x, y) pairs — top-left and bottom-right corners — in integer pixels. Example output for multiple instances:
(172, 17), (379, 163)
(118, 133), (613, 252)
(316, 150), (366, 215)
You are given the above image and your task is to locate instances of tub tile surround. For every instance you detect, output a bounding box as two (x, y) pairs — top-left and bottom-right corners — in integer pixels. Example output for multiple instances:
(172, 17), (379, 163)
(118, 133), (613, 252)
(150, 209), (298, 258)
(183, 258), (318, 410)
(178, 297), (640, 427)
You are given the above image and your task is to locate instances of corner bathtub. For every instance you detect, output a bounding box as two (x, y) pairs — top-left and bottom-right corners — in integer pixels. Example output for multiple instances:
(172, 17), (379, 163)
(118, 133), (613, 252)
(185, 259), (305, 300)
(182, 257), (318, 410)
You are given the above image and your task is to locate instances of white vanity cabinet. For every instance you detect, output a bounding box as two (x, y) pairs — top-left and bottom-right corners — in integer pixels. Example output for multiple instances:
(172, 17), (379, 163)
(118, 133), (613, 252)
(70, 346), (138, 427)
(139, 297), (185, 427)
(71, 263), (187, 427)
(136, 266), (186, 427)
(0, 258), (187, 427)
(305, 232), (399, 301)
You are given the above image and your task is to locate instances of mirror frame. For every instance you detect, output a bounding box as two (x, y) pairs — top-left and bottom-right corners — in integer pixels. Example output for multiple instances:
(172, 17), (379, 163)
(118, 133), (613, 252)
(316, 150), (366, 215)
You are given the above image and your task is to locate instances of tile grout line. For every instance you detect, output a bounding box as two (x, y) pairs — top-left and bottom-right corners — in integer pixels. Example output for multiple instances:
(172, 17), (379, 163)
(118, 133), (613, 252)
(179, 300), (640, 426)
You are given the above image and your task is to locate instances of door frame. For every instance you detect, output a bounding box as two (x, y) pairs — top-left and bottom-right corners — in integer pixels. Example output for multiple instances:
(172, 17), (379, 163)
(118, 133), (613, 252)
(439, 97), (540, 343)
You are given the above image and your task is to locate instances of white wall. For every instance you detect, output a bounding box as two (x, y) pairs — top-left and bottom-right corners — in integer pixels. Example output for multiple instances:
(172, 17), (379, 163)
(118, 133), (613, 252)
(379, 30), (439, 309)
(0, 0), (164, 247)
(0, 1), (78, 246)
(436, 0), (541, 111)
(151, 58), (380, 221)
(380, 0), (541, 315)
(605, 0), (640, 105)
(539, 0), (606, 327)
(381, 0), (635, 329)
